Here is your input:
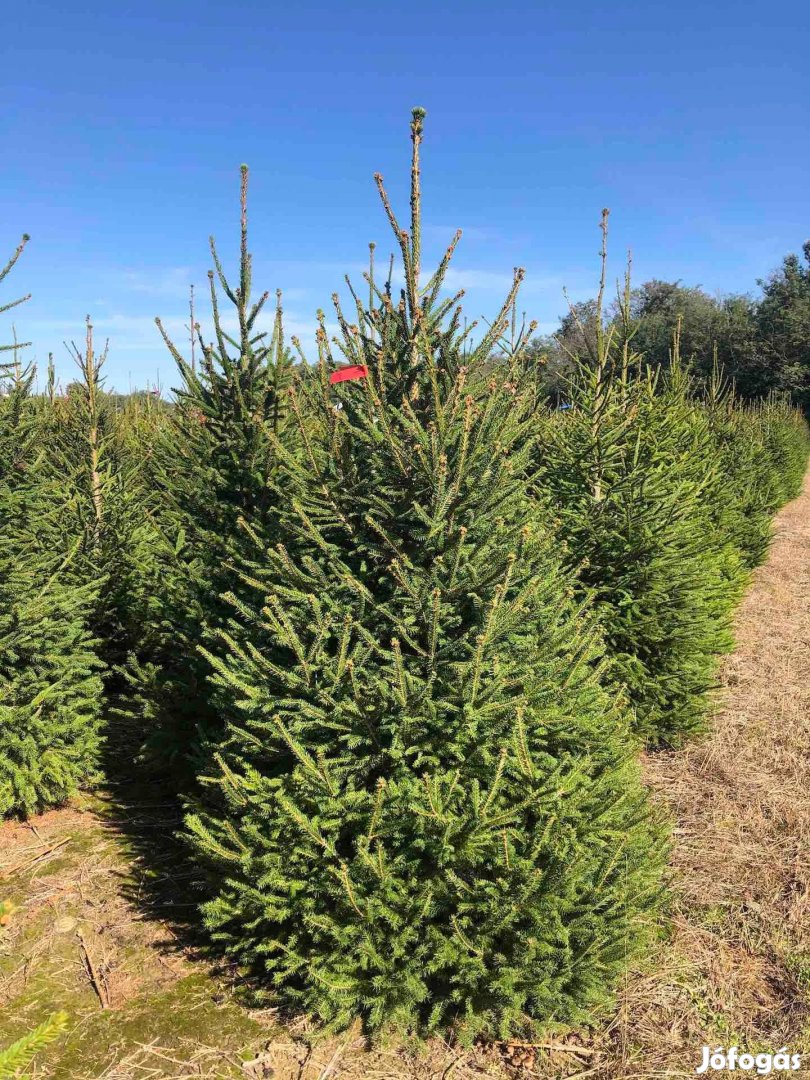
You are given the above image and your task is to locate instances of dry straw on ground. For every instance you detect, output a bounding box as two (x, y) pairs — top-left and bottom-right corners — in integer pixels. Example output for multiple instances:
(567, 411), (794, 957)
(592, 469), (810, 1077)
(1, 471), (809, 1078)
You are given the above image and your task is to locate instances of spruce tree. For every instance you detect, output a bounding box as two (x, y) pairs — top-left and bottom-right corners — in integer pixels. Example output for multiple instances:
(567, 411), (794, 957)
(666, 359), (808, 571)
(44, 319), (162, 676)
(0, 239), (104, 817)
(757, 394), (810, 503)
(532, 224), (744, 745)
(123, 166), (297, 777)
(186, 112), (665, 1041)
(695, 365), (797, 568)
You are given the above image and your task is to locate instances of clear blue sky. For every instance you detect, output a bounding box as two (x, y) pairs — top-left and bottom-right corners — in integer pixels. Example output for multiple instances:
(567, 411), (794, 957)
(2, 0), (807, 391)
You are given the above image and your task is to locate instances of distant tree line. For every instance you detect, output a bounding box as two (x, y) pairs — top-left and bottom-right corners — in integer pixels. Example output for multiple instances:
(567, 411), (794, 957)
(43, 242), (810, 415)
(527, 241), (810, 410)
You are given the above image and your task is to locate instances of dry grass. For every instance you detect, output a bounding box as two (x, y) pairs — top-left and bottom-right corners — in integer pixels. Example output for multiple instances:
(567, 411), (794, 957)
(583, 469), (810, 1077)
(2, 472), (809, 1078)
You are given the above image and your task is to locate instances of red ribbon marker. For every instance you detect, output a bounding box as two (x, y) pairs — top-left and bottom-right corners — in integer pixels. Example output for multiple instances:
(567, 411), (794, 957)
(329, 364), (368, 384)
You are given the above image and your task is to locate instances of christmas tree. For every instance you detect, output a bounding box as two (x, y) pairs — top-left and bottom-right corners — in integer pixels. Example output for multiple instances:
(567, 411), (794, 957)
(0, 238), (104, 817)
(123, 166), (297, 778)
(692, 362), (809, 568)
(696, 365), (773, 566)
(757, 393), (810, 504)
(532, 225), (744, 745)
(186, 112), (665, 1041)
(44, 318), (162, 676)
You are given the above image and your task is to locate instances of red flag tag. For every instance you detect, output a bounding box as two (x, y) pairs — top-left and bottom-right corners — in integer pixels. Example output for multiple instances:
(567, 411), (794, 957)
(329, 364), (368, 384)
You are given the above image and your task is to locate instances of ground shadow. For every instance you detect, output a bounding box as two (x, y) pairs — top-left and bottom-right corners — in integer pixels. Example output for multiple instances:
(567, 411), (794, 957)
(95, 700), (219, 966)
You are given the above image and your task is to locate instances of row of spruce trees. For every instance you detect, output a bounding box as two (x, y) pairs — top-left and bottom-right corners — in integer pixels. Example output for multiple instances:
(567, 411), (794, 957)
(2, 111), (808, 1041)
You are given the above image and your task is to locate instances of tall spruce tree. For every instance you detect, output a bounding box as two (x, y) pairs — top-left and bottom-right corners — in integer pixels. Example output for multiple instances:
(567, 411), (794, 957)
(532, 223), (745, 745)
(122, 166), (296, 778)
(0, 238), (104, 817)
(186, 112), (665, 1041)
(43, 319), (163, 678)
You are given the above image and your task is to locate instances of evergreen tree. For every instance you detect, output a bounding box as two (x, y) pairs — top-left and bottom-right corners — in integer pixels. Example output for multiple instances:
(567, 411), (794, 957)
(43, 319), (162, 676)
(694, 363), (810, 568)
(123, 166), (297, 777)
(186, 112), (665, 1041)
(696, 366), (776, 568)
(756, 393), (810, 502)
(628, 280), (759, 387)
(532, 224), (744, 745)
(0, 239), (104, 817)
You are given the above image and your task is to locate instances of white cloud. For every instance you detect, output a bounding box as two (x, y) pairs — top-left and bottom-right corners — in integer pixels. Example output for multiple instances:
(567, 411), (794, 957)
(122, 266), (194, 298)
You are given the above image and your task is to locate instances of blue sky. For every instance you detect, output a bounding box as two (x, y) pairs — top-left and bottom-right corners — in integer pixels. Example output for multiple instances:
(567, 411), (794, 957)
(2, 0), (807, 391)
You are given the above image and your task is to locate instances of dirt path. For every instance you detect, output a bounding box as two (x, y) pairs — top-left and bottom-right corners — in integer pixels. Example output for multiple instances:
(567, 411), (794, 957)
(2, 473), (809, 1079)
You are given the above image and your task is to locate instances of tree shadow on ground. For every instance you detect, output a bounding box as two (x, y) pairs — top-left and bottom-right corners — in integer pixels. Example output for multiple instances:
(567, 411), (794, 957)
(95, 701), (333, 1027)
(95, 702), (217, 964)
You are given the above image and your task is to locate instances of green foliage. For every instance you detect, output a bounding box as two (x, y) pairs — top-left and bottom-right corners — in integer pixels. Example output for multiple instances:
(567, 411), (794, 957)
(757, 394), (810, 501)
(0, 1012), (68, 1079)
(186, 113), (666, 1042)
(124, 166), (298, 778)
(0, 528), (104, 817)
(753, 243), (810, 410)
(531, 239), (808, 749)
(629, 280), (759, 386)
(154, 169), (296, 568)
(42, 321), (163, 675)
(0, 243), (104, 819)
(532, 233), (747, 746)
(0, 116), (807, 1044)
(526, 244), (810, 412)
(699, 371), (810, 567)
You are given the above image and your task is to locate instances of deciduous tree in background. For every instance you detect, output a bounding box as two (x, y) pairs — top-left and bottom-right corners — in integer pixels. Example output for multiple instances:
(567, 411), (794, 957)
(754, 242), (810, 409)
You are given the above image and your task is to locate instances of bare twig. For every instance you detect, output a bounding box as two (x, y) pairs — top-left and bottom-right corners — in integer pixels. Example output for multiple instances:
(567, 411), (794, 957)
(78, 929), (111, 1009)
(1, 837), (71, 878)
(504, 1041), (595, 1058)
